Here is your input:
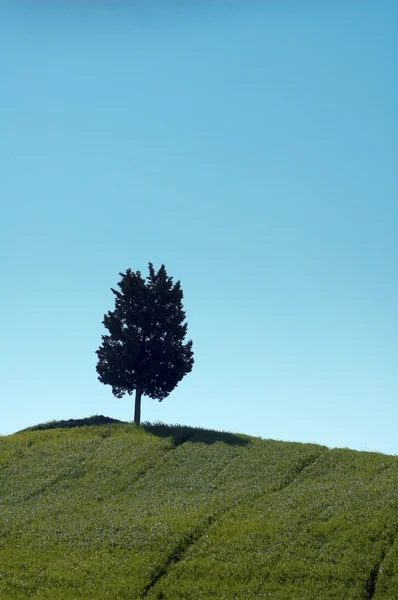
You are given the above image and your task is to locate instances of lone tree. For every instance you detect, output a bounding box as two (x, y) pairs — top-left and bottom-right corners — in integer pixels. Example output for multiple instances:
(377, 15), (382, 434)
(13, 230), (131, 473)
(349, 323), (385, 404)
(96, 263), (194, 425)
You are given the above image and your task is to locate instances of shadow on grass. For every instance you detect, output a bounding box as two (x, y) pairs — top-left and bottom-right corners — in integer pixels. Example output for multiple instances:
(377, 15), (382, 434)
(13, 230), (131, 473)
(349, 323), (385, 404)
(18, 417), (250, 446)
(142, 422), (250, 447)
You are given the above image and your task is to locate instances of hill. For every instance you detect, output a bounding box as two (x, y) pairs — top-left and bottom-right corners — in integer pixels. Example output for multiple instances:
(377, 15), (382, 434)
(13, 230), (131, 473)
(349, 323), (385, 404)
(0, 418), (397, 599)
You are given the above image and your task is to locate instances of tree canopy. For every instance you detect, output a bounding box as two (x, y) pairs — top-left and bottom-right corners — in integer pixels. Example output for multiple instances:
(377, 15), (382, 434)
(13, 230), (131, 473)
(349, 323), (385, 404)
(96, 263), (194, 425)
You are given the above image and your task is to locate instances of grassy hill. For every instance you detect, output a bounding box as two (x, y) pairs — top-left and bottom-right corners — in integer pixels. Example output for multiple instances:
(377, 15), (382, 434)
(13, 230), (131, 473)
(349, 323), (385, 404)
(1, 417), (397, 599)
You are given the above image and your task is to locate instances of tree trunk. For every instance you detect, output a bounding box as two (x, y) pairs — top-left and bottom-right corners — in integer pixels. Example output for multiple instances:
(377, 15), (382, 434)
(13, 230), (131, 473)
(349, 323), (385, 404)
(134, 386), (142, 426)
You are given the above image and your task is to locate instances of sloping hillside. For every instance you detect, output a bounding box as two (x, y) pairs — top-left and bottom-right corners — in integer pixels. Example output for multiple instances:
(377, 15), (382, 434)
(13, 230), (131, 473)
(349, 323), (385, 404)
(0, 419), (397, 599)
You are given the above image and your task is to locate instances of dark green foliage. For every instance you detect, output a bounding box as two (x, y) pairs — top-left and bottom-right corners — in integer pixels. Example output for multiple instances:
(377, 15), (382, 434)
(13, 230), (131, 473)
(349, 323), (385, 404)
(96, 264), (194, 423)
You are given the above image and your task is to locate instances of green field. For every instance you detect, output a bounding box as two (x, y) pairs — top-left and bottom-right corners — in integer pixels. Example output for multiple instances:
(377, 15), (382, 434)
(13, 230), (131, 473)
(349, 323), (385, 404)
(1, 417), (397, 599)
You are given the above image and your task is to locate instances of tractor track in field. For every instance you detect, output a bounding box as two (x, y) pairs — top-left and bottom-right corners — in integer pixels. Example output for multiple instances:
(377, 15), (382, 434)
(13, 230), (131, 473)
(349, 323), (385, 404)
(275, 451), (326, 494)
(140, 512), (216, 598)
(364, 528), (398, 599)
(140, 447), (326, 597)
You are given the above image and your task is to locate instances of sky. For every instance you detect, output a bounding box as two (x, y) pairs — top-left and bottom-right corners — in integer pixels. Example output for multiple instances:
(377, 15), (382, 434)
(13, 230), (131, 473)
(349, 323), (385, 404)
(1, 1), (397, 455)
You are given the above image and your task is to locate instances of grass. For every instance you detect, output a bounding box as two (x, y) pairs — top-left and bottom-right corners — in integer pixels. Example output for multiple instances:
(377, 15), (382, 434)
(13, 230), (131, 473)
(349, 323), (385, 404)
(0, 417), (397, 599)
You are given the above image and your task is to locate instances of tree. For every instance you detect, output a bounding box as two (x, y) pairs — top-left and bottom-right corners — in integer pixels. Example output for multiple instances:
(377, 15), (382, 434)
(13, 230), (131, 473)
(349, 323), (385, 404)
(96, 263), (194, 426)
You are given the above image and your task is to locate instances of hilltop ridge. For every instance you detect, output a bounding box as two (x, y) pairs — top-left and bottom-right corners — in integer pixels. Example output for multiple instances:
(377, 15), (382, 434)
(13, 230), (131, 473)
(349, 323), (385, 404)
(1, 418), (397, 598)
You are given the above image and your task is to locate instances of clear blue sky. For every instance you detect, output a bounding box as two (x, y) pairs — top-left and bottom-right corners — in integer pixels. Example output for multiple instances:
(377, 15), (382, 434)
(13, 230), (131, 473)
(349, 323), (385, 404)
(1, 1), (397, 455)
